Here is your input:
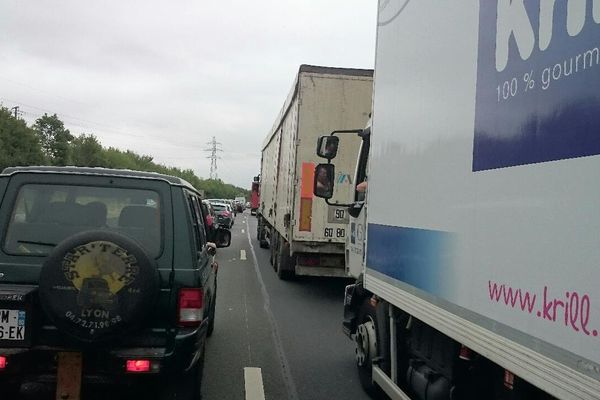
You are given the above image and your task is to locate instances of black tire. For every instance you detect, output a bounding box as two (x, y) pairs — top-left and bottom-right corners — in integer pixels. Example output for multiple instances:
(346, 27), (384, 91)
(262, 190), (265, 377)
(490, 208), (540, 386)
(276, 239), (295, 281)
(158, 352), (204, 400)
(207, 286), (217, 337)
(270, 229), (278, 268)
(39, 231), (159, 343)
(0, 381), (21, 399)
(355, 298), (389, 396)
(258, 221), (269, 248)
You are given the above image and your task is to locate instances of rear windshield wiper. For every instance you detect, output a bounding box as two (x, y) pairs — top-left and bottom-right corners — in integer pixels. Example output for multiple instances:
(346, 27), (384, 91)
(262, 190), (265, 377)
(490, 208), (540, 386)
(17, 240), (56, 247)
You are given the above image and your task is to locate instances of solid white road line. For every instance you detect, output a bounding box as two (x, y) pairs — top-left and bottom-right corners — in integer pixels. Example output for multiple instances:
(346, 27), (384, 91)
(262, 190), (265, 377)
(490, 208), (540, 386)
(240, 249), (247, 260)
(244, 367), (266, 400)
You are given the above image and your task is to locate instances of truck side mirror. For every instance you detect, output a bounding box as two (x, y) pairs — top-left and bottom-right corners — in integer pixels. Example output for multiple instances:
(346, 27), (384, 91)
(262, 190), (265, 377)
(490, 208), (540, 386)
(316, 136), (339, 160)
(313, 164), (335, 199)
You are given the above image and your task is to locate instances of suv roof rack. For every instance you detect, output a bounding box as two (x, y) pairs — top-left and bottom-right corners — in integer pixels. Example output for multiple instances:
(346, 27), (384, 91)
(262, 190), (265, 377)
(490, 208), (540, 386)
(1, 166), (197, 191)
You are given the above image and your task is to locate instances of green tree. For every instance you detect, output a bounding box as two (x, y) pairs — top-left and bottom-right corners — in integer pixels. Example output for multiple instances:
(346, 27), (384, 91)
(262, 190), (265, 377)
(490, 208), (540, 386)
(33, 113), (74, 165)
(71, 134), (105, 167)
(0, 107), (44, 171)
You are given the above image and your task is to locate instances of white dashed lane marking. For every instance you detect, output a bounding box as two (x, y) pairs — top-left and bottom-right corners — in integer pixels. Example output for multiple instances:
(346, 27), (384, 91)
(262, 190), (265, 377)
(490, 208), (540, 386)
(244, 367), (266, 400)
(240, 249), (247, 260)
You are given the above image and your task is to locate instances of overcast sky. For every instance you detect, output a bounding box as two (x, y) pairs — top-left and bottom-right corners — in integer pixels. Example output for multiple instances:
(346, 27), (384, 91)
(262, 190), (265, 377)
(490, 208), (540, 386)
(0, 1), (377, 188)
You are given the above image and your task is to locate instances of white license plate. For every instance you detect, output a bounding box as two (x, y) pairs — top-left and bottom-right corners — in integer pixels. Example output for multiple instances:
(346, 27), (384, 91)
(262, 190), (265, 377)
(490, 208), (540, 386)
(0, 309), (26, 340)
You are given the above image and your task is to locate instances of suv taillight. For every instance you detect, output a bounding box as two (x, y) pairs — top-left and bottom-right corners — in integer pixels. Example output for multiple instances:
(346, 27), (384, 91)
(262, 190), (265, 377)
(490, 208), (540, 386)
(126, 359), (151, 372)
(0, 356), (6, 370)
(178, 288), (203, 326)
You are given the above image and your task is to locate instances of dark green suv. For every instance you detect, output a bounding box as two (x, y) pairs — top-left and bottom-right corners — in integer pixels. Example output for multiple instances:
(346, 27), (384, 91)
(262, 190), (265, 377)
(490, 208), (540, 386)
(0, 166), (230, 399)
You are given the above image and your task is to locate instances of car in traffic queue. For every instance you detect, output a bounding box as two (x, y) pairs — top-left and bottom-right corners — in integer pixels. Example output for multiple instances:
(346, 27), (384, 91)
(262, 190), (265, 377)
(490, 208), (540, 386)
(0, 166), (231, 400)
(208, 202), (234, 229)
(201, 200), (223, 242)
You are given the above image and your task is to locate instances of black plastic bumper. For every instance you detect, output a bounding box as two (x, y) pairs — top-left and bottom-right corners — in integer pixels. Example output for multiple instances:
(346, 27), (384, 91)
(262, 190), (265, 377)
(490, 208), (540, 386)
(0, 319), (208, 383)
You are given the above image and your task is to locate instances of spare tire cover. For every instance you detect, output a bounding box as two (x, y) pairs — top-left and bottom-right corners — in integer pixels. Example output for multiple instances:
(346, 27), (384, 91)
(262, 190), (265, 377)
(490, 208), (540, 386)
(39, 231), (159, 343)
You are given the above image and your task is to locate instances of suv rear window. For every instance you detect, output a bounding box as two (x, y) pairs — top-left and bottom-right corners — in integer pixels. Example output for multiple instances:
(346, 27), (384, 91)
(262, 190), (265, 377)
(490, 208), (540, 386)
(211, 204), (227, 212)
(4, 184), (162, 257)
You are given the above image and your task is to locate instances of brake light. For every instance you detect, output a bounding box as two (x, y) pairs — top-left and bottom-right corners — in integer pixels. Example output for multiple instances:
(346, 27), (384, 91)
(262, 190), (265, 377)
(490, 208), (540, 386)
(504, 370), (515, 390)
(178, 288), (204, 326)
(126, 359), (151, 372)
(459, 345), (474, 361)
(0, 356), (6, 370)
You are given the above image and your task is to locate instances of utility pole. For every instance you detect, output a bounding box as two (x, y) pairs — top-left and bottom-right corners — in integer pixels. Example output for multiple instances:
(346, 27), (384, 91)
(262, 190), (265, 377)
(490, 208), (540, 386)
(11, 106), (20, 119)
(204, 136), (223, 180)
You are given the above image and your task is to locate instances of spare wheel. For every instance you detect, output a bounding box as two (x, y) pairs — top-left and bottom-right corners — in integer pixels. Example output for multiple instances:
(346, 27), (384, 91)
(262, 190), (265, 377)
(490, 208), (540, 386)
(39, 231), (159, 343)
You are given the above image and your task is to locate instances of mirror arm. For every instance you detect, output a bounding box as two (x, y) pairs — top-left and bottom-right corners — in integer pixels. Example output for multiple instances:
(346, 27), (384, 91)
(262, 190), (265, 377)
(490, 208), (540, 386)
(325, 198), (354, 208)
(329, 129), (364, 136)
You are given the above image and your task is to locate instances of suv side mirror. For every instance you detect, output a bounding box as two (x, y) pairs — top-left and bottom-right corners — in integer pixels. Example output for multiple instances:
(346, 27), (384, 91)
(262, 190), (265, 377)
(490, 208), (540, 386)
(205, 242), (217, 256)
(215, 228), (231, 248)
(316, 136), (339, 160)
(313, 164), (335, 199)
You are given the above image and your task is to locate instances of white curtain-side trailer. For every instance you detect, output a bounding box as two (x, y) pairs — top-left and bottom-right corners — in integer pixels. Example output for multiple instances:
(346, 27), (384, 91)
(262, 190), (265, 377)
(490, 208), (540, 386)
(257, 65), (373, 279)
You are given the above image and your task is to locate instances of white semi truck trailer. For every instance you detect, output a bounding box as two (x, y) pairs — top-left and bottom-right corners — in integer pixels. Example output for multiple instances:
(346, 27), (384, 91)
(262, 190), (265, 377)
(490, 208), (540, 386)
(313, 1), (600, 399)
(257, 65), (373, 279)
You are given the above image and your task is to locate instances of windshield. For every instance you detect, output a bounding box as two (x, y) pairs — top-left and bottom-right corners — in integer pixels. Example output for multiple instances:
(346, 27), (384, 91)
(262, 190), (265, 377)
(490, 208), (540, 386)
(4, 184), (162, 257)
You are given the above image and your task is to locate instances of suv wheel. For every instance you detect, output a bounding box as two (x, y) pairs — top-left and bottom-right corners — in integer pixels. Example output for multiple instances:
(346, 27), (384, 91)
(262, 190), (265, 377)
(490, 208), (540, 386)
(207, 286), (217, 337)
(159, 352), (204, 400)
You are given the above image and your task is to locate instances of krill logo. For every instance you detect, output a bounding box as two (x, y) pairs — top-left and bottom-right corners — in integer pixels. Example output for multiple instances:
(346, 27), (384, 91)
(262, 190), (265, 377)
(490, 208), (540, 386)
(496, 0), (600, 72)
(473, 0), (600, 171)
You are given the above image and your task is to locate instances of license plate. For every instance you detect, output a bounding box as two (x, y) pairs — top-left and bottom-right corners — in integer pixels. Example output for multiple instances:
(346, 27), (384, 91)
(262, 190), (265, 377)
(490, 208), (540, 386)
(0, 309), (26, 340)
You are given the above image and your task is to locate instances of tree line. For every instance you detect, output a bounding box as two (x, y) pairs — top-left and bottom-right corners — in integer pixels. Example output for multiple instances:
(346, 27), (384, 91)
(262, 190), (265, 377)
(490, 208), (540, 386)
(0, 107), (248, 199)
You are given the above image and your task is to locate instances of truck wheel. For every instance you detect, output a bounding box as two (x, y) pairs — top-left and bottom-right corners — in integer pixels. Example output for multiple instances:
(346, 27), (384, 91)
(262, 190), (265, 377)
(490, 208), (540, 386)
(276, 239), (295, 281)
(39, 231), (159, 343)
(355, 298), (389, 395)
(270, 229), (278, 268)
(258, 220), (269, 249)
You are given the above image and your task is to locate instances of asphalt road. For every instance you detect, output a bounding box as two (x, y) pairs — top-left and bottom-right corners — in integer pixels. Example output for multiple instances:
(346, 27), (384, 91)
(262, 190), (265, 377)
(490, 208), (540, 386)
(202, 211), (371, 400)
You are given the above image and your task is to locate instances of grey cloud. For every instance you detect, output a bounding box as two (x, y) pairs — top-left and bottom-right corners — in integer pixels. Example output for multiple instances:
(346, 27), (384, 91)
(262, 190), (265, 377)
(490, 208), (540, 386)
(0, 0), (375, 187)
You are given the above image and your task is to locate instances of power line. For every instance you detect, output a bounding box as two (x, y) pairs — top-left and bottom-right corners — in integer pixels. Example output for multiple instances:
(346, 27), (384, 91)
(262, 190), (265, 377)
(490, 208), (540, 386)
(204, 136), (223, 180)
(0, 97), (146, 138)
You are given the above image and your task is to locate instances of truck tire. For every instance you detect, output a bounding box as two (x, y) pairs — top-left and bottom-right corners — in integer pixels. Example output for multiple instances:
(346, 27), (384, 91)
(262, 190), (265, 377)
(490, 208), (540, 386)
(258, 218), (269, 249)
(355, 298), (390, 396)
(39, 231), (159, 343)
(270, 228), (278, 268)
(276, 238), (295, 281)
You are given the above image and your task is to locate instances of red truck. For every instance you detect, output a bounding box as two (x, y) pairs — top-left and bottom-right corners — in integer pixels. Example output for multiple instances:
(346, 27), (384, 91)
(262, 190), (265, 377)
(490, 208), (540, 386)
(250, 176), (260, 215)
